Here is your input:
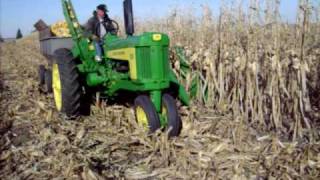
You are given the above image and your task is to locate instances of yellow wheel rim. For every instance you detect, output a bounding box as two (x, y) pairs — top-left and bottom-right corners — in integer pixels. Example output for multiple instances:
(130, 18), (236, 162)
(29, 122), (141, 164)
(161, 106), (168, 118)
(136, 106), (148, 130)
(52, 64), (62, 111)
(161, 105), (168, 123)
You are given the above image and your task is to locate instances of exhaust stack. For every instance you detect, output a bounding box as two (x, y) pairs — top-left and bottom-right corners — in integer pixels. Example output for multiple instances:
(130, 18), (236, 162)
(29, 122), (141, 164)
(123, 0), (134, 36)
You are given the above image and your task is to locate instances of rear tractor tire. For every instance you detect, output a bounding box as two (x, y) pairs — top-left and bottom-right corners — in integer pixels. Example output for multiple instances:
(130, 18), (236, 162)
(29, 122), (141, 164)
(52, 48), (81, 118)
(134, 95), (161, 133)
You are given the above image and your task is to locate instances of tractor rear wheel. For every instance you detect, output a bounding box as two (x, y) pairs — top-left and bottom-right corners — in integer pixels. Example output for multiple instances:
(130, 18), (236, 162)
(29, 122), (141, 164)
(134, 95), (161, 133)
(52, 48), (81, 118)
(162, 94), (182, 137)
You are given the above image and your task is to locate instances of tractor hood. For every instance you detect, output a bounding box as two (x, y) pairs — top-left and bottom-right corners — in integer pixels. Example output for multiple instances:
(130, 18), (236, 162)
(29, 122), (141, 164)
(104, 32), (170, 50)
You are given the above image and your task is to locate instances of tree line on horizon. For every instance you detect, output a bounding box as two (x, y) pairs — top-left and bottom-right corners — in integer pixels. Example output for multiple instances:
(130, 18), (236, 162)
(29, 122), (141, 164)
(0, 29), (23, 42)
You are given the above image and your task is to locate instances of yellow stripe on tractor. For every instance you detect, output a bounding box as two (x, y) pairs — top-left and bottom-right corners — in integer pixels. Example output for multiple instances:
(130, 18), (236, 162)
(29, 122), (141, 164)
(107, 48), (137, 80)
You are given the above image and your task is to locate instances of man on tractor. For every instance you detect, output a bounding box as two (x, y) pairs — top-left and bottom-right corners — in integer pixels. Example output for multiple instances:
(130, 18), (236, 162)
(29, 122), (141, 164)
(84, 4), (117, 62)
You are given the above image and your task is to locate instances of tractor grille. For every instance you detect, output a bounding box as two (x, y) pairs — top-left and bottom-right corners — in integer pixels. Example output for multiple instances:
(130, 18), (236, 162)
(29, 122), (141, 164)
(162, 46), (169, 80)
(137, 46), (170, 81)
(140, 47), (152, 79)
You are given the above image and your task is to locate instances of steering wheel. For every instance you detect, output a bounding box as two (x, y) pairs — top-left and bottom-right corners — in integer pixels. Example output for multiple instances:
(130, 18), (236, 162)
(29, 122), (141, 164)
(109, 19), (119, 35)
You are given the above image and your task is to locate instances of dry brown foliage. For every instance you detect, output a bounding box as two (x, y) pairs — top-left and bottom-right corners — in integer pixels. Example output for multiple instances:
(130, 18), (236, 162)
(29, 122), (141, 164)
(0, 0), (320, 179)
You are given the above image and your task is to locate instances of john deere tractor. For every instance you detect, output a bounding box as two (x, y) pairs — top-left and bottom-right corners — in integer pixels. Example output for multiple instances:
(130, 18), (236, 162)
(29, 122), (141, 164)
(47, 0), (190, 137)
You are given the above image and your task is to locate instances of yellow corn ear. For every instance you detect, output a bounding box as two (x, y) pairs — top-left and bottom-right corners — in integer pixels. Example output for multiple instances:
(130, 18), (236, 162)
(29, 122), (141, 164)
(51, 21), (71, 37)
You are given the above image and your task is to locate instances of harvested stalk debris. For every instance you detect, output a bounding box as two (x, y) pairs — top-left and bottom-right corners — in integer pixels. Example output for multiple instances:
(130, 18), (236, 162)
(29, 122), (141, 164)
(1, 0), (320, 179)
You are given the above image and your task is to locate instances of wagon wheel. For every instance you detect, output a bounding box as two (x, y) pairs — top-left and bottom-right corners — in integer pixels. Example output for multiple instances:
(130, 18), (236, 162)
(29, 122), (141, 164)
(38, 65), (46, 85)
(45, 69), (53, 93)
(38, 65), (53, 93)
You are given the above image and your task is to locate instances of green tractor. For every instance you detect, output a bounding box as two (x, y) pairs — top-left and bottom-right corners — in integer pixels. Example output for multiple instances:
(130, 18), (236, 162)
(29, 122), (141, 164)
(48, 0), (190, 137)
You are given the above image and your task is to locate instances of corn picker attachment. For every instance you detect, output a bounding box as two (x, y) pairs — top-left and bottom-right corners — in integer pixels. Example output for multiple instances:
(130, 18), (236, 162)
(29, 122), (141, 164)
(38, 0), (190, 137)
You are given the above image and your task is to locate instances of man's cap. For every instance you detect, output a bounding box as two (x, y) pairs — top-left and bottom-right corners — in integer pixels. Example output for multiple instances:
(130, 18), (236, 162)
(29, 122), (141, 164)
(97, 4), (108, 12)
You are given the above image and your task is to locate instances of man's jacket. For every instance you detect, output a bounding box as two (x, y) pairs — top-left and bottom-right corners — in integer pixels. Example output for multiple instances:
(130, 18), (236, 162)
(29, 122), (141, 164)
(84, 11), (116, 39)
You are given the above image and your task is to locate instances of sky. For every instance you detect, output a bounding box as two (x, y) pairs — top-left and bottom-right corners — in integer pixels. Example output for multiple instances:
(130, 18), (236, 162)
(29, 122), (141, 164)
(0, 0), (312, 38)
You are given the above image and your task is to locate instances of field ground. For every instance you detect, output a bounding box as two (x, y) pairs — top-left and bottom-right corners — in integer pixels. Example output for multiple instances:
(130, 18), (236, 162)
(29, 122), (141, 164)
(0, 32), (319, 179)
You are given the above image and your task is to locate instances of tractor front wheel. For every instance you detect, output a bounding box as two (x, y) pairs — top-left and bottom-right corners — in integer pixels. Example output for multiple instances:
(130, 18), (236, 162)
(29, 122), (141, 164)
(134, 95), (161, 133)
(52, 48), (81, 118)
(162, 94), (182, 137)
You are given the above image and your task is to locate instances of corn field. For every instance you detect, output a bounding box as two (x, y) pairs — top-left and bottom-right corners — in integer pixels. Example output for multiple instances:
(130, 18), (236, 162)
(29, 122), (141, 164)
(0, 0), (320, 179)
(137, 0), (320, 140)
